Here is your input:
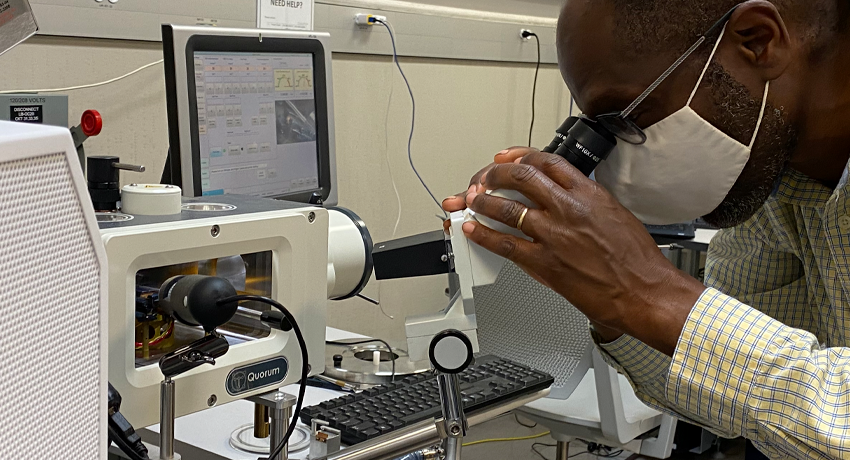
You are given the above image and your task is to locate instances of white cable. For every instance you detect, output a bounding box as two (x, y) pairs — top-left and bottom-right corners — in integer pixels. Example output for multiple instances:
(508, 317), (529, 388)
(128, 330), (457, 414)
(0, 59), (164, 94)
(384, 50), (403, 239)
(375, 18), (446, 217)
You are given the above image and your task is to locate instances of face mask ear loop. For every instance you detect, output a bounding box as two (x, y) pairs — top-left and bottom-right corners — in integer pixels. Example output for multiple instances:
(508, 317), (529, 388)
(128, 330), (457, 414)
(748, 81), (770, 149)
(687, 22), (728, 107)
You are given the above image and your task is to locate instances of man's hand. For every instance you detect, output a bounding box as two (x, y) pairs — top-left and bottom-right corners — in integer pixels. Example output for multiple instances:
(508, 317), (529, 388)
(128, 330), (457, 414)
(458, 151), (706, 356)
(442, 147), (535, 233)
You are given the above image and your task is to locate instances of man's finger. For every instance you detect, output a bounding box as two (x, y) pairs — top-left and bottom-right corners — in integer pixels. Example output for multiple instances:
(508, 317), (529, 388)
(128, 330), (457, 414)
(519, 151), (584, 190)
(467, 193), (544, 240)
(479, 163), (563, 209)
(442, 195), (467, 213)
(494, 146), (538, 164)
(442, 184), (481, 212)
(461, 221), (538, 266)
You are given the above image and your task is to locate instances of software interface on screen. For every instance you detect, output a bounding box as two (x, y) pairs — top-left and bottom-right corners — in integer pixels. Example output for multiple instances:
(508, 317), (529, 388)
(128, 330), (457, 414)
(194, 51), (319, 197)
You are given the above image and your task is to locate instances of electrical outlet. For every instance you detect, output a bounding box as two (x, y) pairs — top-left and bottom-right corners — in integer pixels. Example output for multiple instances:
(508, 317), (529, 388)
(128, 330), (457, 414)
(520, 29), (535, 40)
(355, 13), (388, 26)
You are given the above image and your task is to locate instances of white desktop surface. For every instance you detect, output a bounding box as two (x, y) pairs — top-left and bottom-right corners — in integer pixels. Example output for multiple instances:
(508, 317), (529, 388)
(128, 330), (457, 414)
(693, 229), (719, 245)
(147, 327), (366, 460)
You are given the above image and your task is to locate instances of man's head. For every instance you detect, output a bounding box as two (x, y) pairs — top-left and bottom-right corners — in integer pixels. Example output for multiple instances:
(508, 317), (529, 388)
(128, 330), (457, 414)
(558, 0), (847, 227)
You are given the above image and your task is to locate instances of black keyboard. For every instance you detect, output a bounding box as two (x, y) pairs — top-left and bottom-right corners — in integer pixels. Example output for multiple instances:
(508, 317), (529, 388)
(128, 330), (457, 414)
(300, 355), (554, 445)
(645, 222), (696, 239)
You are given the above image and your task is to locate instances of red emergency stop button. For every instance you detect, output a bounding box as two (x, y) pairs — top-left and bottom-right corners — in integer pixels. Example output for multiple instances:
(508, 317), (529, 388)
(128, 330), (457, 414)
(81, 110), (102, 137)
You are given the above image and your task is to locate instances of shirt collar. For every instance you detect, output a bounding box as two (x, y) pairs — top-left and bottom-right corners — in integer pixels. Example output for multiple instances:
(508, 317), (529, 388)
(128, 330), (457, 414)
(773, 168), (836, 207)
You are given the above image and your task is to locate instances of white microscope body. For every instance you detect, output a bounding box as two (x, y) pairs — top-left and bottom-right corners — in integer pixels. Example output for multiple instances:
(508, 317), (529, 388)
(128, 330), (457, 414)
(405, 191), (533, 362)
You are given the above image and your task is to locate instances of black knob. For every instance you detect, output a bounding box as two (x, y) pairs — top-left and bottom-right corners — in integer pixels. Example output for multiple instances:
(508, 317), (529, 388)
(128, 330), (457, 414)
(333, 354), (343, 368)
(429, 329), (474, 374)
(87, 156), (121, 212)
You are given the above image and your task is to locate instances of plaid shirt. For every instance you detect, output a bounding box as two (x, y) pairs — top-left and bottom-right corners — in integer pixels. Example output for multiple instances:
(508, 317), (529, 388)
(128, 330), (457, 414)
(594, 168), (850, 460)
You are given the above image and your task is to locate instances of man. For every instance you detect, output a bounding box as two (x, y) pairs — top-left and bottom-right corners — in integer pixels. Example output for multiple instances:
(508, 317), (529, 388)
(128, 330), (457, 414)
(443, 1), (850, 459)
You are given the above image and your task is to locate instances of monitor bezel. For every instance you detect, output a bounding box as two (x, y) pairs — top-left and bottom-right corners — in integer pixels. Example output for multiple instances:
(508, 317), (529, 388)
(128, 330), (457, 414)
(163, 26), (335, 205)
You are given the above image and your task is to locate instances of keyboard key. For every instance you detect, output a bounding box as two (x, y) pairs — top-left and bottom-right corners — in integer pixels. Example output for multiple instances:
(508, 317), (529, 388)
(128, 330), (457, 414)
(402, 406), (441, 423)
(362, 428), (380, 438)
(352, 421), (375, 432)
(376, 424), (393, 433)
(340, 418), (362, 428)
(329, 414), (349, 424)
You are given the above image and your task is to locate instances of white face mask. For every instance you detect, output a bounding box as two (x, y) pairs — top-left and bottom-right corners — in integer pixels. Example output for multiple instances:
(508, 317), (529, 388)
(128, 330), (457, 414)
(594, 28), (770, 225)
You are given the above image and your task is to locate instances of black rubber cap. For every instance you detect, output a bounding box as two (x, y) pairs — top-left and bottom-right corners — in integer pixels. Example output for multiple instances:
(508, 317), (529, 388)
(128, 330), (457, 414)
(187, 277), (238, 332)
(542, 116), (581, 153)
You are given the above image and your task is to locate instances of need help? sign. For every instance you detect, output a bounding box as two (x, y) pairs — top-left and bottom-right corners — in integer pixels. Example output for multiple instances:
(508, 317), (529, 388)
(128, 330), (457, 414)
(258, 0), (313, 31)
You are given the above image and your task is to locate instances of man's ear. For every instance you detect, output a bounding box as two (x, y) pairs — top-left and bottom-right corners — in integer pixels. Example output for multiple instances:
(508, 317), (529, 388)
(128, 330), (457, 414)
(727, 0), (793, 80)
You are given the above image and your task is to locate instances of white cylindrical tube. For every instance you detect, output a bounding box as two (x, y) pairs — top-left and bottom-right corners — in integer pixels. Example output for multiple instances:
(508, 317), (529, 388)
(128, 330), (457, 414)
(327, 208), (373, 300)
(121, 184), (182, 216)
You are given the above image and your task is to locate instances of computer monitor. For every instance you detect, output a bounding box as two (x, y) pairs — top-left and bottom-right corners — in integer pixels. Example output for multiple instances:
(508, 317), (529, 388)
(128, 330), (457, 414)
(162, 25), (338, 205)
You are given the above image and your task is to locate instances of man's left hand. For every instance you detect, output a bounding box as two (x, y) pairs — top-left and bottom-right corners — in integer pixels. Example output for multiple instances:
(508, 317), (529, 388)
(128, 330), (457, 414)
(461, 151), (706, 356)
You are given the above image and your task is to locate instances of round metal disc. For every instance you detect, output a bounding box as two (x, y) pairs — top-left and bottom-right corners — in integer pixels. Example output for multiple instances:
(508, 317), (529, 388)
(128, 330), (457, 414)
(324, 340), (431, 387)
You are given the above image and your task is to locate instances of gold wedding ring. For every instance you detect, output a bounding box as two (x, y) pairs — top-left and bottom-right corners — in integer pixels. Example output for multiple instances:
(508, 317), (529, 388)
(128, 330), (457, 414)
(517, 207), (529, 231)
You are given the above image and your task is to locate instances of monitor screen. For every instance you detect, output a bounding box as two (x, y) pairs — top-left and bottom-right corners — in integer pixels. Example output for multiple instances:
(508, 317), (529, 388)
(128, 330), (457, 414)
(193, 51), (320, 198)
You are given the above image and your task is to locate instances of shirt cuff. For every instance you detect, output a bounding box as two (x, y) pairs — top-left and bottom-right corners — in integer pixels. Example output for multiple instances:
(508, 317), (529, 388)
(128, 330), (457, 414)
(666, 287), (778, 436)
(592, 327), (673, 403)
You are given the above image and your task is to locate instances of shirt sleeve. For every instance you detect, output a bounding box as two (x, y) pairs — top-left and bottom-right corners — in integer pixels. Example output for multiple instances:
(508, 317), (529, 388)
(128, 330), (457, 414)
(669, 288), (850, 460)
(592, 209), (833, 456)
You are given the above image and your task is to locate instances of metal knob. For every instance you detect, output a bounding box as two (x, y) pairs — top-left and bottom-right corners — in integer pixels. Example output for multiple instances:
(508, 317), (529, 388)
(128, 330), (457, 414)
(429, 329), (474, 375)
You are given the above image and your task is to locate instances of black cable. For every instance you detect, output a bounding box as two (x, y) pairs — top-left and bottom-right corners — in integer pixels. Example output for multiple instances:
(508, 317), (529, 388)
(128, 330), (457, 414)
(531, 442), (556, 460)
(374, 18), (446, 218)
(598, 447), (624, 458)
(327, 339), (395, 382)
(218, 295), (308, 460)
(527, 32), (541, 147)
(514, 412), (538, 428)
(108, 423), (150, 460)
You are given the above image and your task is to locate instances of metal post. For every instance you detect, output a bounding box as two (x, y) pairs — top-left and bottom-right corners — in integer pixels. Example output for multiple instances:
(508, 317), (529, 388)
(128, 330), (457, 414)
(555, 441), (569, 460)
(444, 437), (461, 460)
(249, 390), (297, 460)
(437, 373), (466, 460)
(271, 396), (293, 460)
(254, 404), (271, 439)
(159, 377), (176, 460)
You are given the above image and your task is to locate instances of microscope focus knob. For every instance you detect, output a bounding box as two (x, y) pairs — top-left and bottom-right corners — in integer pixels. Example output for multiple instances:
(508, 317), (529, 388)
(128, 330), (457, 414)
(429, 329), (474, 374)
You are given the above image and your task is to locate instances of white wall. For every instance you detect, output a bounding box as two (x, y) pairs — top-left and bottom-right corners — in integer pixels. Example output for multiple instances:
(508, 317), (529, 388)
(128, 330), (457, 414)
(0, 34), (572, 345)
(400, 0), (563, 17)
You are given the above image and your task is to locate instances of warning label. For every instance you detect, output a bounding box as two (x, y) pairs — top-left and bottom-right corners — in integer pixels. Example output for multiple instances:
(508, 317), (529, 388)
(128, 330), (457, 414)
(10, 105), (42, 123)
